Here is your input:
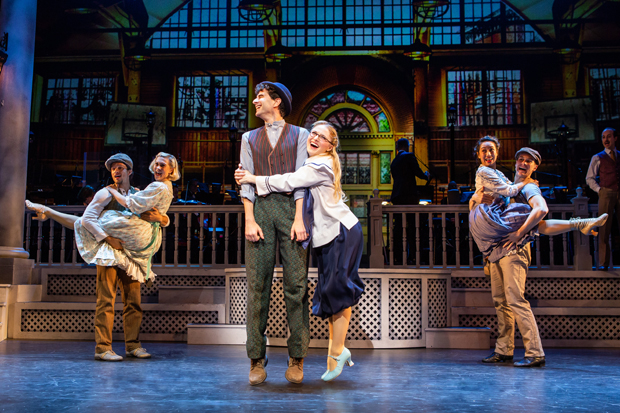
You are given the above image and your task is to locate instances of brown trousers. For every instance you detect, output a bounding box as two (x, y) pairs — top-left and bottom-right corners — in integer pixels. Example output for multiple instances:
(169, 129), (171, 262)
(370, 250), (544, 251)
(94, 265), (143, 354)
(489, 245), (545, 357)
(597, 188), (620, 268)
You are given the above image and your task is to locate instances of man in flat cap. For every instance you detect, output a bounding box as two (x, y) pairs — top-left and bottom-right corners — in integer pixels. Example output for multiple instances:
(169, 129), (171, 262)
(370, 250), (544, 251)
(239, 82), (310, 385)
(84, 153), (168, 361)
(476, 147), (546, 367)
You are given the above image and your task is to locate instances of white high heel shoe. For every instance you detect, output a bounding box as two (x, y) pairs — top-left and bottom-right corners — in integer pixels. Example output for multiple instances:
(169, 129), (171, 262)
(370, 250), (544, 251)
(25, 200), (49, 222)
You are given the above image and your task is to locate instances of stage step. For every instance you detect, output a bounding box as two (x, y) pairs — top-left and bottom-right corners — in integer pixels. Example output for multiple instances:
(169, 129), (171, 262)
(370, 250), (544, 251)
(158, 286), (224, 304)
(425, 327), (491, 349)
(10, 301), (225, 342)
(187, 323), (246, 345)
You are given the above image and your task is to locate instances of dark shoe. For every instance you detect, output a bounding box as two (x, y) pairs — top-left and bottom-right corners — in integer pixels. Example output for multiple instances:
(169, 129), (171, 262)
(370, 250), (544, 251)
(249, 357), (268, 386)
(481, 352), (513, 363)
(285, 357), (304, 384)
(514, 356), (546, 367)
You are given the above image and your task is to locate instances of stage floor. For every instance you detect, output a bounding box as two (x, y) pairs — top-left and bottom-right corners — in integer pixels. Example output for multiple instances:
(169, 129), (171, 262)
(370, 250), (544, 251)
(1, 341), (620, 412)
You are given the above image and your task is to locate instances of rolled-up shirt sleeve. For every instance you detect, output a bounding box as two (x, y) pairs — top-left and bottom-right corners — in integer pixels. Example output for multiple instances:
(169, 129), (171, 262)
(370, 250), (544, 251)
(239, 131), (256, 203)
(478, 167), (522, 197)
(293, 128), (310, 201)
(586, 154), (601, 193)
(81, 189), (112, 242)
(255, 164), (330, 196)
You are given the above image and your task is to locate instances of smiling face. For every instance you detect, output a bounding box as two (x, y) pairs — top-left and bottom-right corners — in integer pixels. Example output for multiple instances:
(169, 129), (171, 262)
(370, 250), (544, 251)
(110, 162), (131, 186)
(477, 141), (498, 168)
(307, 124), (334, 157)
(252, 89), (281, 121)
(153, 157), (173, 181)
(602, 129), (617, 151)
(515, 153), (538, 179)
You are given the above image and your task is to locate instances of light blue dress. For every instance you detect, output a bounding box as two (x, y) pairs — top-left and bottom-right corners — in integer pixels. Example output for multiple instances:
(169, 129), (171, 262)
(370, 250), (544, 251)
(75, 181), (173, 283)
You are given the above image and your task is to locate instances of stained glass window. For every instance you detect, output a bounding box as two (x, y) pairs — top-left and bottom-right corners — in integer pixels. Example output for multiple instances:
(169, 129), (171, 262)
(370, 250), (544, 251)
(303, 88), (390, 133)
(43, 77), (115, 125)
(176, 74), (248, 128)
(447, 69), (522, 126)
(590, 68), (620, 121)
(380, 152), (392, 184)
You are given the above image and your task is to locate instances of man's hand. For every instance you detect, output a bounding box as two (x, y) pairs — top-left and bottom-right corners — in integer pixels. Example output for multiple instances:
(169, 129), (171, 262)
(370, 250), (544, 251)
(245, 220), (264, 242)
(291, 217), (308, 242)
(141, 207), (169, 226)
(503, 231), (522, 252)
(104, 236), (124, 250)
(471, 187), (494, 205)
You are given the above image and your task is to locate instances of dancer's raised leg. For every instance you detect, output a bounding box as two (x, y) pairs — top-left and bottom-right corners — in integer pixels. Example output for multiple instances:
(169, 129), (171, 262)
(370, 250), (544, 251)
(25, 200), (79, 229)
(538, 213), (608, 237)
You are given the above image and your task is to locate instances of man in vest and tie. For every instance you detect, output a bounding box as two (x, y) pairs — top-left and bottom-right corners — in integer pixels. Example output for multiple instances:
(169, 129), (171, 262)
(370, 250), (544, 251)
(587, 128), (620, 271)
(239, 82), (311, 385)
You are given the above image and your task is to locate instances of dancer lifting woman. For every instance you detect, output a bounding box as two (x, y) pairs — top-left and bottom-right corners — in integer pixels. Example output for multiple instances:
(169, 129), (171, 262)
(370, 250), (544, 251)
(235, 120), (363, 382)
(469, 136), (607, 263)
(26, 152), (179, 282)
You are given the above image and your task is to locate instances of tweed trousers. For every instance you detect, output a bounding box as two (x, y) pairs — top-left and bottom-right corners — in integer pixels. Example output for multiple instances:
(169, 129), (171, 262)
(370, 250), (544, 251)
(489, 244), (545, 357)
(245, 193), (309, 360)
(94, 265), (143, 354)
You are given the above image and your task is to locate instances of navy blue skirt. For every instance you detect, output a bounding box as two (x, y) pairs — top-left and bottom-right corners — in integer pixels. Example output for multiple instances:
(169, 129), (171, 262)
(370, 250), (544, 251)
(312, 222), (365, 319)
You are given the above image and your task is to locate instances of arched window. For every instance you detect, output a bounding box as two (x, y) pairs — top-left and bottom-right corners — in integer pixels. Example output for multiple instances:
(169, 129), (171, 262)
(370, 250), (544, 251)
(302, 89), (390, 133)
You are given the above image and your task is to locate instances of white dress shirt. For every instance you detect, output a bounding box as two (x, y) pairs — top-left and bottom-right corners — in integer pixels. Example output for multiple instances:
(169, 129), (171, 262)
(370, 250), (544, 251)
(239, 121), (309, 203)
(81, 188), (125, 242)
(255, 155), (358, 248)
(586, 148), (615, 193)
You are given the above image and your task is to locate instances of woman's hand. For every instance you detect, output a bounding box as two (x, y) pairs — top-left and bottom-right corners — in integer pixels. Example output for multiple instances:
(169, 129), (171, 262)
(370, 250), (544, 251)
(524, 177), (539, 187)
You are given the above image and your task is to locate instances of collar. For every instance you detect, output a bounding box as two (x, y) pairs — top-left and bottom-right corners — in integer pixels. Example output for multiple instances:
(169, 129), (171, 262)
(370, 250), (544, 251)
(265, 120), (285, 129)
(605, 148), (616, 155)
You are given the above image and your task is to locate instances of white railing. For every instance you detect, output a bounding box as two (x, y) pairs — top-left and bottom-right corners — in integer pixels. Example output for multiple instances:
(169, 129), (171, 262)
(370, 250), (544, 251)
(24, 196), (600, 270)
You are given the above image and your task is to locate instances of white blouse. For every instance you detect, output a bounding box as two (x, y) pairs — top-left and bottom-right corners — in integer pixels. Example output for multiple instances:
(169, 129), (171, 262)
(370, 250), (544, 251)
(255, 155), (358, 248)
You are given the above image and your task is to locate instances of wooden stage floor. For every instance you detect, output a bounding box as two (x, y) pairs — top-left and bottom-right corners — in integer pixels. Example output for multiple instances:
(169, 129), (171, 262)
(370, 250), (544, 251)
(1, 340), (620, 412)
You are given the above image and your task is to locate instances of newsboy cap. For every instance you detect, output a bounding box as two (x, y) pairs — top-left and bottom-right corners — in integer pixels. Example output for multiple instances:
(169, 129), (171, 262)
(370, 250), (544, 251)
(260, 81), (292, 117)
(105, 153), (133, 171)
(514, 147), (541, 165)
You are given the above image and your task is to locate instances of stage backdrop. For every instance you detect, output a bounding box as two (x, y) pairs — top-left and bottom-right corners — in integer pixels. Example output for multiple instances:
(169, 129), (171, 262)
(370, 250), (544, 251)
(530, 97), (595, 143)
(105, 103), (167, 145)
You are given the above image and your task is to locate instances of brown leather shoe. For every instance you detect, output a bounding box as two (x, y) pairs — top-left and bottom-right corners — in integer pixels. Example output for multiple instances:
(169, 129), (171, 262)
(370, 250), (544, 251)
(249, 357), (268, 386)
(285, 357), (304, 384)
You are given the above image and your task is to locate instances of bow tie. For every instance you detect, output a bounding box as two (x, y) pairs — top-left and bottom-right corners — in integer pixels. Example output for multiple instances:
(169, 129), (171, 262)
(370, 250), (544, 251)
(266, 122), (283, 129)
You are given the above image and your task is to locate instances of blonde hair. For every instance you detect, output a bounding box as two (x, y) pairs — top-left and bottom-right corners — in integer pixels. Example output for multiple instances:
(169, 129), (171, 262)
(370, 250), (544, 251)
(312, 120), (345, 202)
(149, 152), (181, 181)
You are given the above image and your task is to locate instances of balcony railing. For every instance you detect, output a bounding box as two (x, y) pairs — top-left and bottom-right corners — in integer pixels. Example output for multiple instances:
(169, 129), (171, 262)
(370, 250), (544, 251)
(24, 194), (600, 270)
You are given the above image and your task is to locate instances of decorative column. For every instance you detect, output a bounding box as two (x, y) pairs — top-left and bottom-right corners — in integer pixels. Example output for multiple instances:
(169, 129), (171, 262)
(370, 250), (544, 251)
(0, 0), (37, 282)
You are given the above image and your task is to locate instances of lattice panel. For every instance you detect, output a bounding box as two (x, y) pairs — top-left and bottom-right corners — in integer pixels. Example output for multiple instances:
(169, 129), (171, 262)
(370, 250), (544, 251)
(46, 274), (225, 297)
(389, 279), (422, 340)
(460, 314), (620, 340)
(21, 309), (218, 334)
(451, 277), (491, 289)
(229, 277), (248, 324)
(265, 278), (288, 339)
(428, 279), (448, 328)
(524, 278), (620, 300)
(229, 276), (382, 341)
(347, 278), (381, 341)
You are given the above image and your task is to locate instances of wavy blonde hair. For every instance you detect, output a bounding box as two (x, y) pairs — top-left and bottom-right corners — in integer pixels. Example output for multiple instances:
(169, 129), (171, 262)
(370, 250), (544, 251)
(312, 120), (345, 202)
(149, 152), (181, 181)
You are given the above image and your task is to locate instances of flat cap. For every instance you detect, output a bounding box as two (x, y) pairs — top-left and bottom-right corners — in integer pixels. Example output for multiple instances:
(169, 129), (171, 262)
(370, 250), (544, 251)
(515, 147), (541, 165)
(105, 153), (133, 171)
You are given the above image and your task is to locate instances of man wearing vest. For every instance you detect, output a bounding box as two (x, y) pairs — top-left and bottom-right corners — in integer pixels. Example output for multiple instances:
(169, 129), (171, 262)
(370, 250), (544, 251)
(239, 82), (310, 385)
(83, 154), (168, 361)
(587, 128), (620, 271)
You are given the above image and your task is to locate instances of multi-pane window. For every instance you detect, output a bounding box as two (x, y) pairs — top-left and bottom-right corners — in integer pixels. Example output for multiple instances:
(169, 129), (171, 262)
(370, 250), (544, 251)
(175, 74), (248, 129)
(590, 68), (620, 121)
(303, 89), (390, 133)
(339, 152), (371, 185)
(380, 152), (392, 184)
(42, 77), (115, 125)
(447, 70), (522, 126)
(151, 0), (543, 50)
